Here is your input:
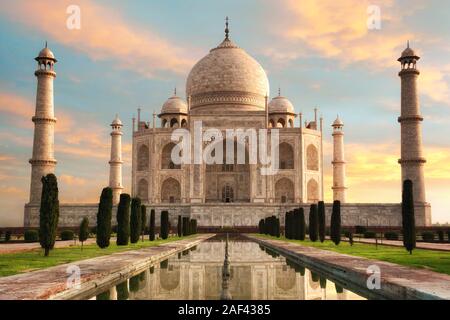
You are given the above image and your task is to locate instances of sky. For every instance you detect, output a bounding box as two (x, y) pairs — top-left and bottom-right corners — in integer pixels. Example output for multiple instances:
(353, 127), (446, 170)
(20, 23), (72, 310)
(1, 0), (450, 226)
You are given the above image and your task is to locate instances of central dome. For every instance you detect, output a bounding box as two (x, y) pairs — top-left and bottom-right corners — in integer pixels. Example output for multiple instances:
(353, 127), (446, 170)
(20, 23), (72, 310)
(186, 36), (270, 111)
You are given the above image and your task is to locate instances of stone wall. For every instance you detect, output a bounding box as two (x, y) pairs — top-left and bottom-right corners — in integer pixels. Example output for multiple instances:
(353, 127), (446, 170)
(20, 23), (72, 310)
(24, 202), (431, 228)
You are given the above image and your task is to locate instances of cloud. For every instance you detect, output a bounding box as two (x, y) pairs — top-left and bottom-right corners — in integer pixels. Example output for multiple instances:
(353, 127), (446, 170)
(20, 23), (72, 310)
(0, 0), (197, 78)
(265, 0), (450, 106)
(59, 174), (87, 186)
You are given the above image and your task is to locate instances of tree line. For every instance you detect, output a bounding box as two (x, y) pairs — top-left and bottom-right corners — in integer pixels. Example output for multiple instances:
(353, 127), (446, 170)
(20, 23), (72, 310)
(37, 174), (197, 256)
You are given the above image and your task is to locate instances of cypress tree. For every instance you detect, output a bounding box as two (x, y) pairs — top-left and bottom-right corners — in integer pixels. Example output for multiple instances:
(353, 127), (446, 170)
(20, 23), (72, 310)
(330, 200), (341, 245)
(309, 204), (319, 242)
(116, 193), (131, 246)
(193, 219), (197, 234)
(141, 205), (146, 242)
(177, 215), (182, 237)
(318, 201), (326, 243)
(293, 209), (300, 240)
(183, 217), (189, 236)
(130, 197), (142, 243)
(96, 187), (113, 248)
(287, 211), (294, 239)
(402, 179), (416, 254)
(79, 217), (89, 250)
(258, 219), (264, 234)
(275, 218), (280, 237)
(190, 219), (195, 235)
(149, 209), (155, 241)
(39, 173), (59, 257)
(298, 208), (306, 240)
(284, 212), (290, 239)
(264, 217), (269, 235)
(160, 211), (169, 239)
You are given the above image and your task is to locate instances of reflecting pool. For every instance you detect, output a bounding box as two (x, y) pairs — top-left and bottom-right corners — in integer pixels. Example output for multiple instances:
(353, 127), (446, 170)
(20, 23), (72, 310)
(89, 235), (365, 300)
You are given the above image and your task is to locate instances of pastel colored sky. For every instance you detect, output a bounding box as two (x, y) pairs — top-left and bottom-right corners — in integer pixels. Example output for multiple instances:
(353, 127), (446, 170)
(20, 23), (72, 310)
(1, 0), (449, 226)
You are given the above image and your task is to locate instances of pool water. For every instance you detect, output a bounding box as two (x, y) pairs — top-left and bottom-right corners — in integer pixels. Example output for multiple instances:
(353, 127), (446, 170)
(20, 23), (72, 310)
(89, 235), (365, 300)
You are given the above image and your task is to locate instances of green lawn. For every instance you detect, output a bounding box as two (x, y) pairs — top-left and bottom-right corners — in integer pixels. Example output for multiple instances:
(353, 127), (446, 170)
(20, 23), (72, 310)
(253, 234), (450, 275)
(0, 236), (194, 277)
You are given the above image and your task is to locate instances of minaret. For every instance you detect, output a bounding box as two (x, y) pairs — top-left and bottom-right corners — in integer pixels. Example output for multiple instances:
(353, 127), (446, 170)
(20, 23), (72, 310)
(332, 116), (347, 203)
(29, 43), (57, 204)
(109, 114), (124, 204)
(398, 42), (426, 203)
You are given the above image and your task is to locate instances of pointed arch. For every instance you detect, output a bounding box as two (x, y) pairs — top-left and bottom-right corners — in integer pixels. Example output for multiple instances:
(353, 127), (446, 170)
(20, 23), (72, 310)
(278, 142), (294, 169)
(161, 177), (181, 203)
(307, 178), (319, 202)
(306, 144), (319, 171)
(161, 142), (181, 169)
(137, 145), (149, 171)
(137, 178), (148, 201)
(275, 178), (294, 203)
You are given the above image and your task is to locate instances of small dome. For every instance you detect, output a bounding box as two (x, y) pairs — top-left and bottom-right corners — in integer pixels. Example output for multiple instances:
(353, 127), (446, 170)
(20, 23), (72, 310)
(332, 116), (343, 127)
(268, 96), (295, 114)
(161, 95), (188, 114)
(398, 42), (419, 61)
(36, 46), (57, 61)
(401, 47), (416, 58)
(112, 114), (122, 125)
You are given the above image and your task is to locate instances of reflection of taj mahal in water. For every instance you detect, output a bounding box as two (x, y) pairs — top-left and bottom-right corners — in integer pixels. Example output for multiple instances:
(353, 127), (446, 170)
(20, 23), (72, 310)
(24, 22), (431, 227)
(91, 240), (363, 300)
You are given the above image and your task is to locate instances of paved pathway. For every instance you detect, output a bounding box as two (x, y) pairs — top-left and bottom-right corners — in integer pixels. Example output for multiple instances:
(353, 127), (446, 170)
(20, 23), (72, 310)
(350, 238), (450, 251)
(0, 238), (97, 254)
(0, 234), (214, 300)
(248, 235), (450, 300)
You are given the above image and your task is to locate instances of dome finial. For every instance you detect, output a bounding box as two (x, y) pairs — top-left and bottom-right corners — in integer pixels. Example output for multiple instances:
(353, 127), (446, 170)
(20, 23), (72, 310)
(278, 87), (281, 97)
(174, 87), (177, 96)
(45, 40), (48, 48)
(407, 40), (410, 48)
(225, 16), (229, 40)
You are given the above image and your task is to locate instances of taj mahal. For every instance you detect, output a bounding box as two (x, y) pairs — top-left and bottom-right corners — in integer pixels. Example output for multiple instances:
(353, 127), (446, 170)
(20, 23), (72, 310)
(23, 23), (431, 228)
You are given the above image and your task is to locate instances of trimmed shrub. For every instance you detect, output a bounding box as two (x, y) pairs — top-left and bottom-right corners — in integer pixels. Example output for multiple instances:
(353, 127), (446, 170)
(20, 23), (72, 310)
(79, 217), (89, 249)
(285, 211), (291, 239)
(347, 231), (354, 246)
(129, 275), (140, 292)
(384, 231), (399, 240)
(318, 201), (326, 243)
(116, 281), (129, 300)
(141, 205), (147, 241)
(330, 200), (341, 245)
(298, 208), (306, 241)
(5, 231), (11, 243)
(183, 217), (190, 236)
(258, 219), (264, 234)
(363, 231), (376, 239)
(402, 180), (416, 254)
(192, 219), (198, 234)
(355, 226), (367, 234)
(421, 231), (435, 242)
(177, 215), (182, 237)
(61, 230), (74, 241)
(437, 230), (444, 242)
(309, 204), (319, 242)
(130, 197), (142, 244)
(275, 218), (280, 238)
(116, 193), (131, 246)
(149, 209), (155, 241)
(39, 173), (60, 256)
(24, 230), (39, 243)
(160, 211), (169, 239)
(96, 291), (110, 300)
